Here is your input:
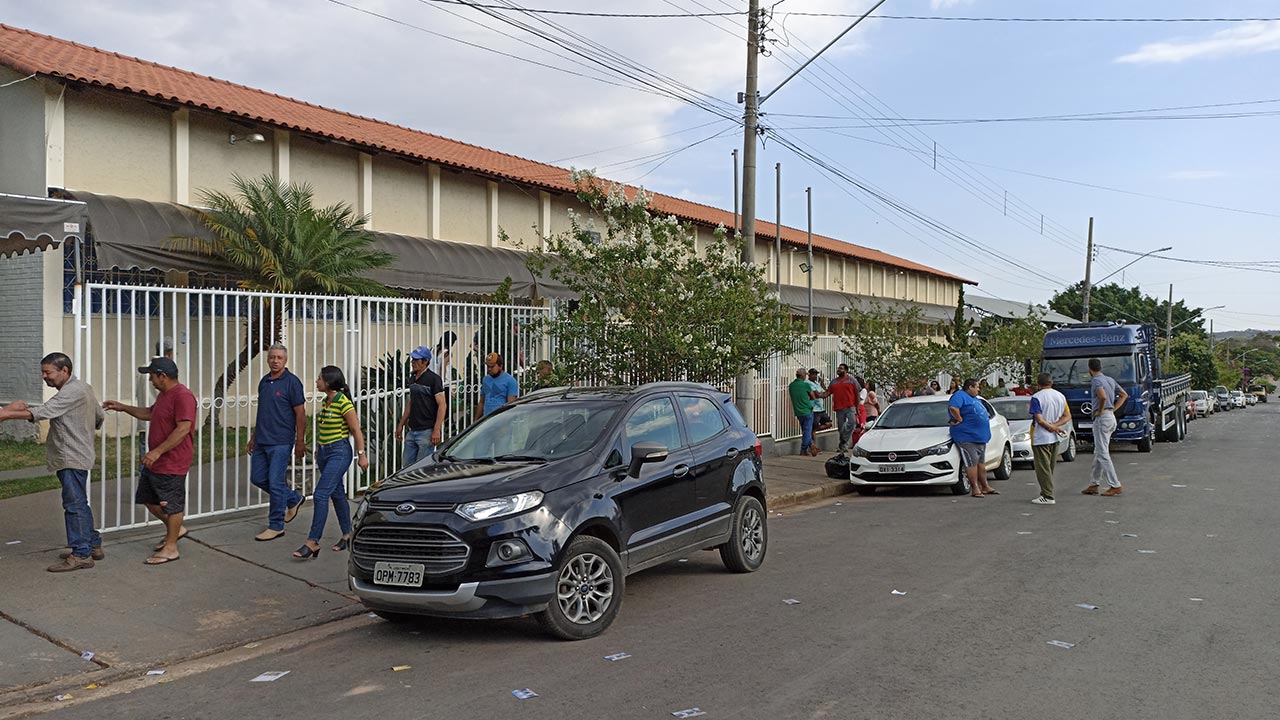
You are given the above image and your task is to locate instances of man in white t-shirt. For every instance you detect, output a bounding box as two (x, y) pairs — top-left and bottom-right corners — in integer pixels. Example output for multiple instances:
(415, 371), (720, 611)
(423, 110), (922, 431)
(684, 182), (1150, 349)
(1028, 372), (1071, 505)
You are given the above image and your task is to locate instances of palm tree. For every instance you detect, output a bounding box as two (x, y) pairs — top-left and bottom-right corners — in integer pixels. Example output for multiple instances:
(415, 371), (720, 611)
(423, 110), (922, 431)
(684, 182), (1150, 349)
(178, 174), (394, 427)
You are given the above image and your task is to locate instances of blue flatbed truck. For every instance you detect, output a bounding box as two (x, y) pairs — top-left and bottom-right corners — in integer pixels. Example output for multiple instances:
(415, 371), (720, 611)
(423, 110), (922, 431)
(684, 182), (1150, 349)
(1041, 322), (1192, 452)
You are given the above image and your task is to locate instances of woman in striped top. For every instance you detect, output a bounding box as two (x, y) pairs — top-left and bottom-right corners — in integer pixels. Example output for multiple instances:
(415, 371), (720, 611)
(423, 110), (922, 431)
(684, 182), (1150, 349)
(294, 366), (368, 559)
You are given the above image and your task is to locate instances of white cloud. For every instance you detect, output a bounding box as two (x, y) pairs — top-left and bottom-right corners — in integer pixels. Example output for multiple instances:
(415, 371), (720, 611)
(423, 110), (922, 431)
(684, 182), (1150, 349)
(1164, 170), (1225, 181)
(930, 0), (977, 9)
(1116, 22), (1280, 64)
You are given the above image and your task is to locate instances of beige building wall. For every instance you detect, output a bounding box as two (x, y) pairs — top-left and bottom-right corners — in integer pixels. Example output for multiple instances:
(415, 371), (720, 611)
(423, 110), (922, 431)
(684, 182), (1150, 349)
(290, 138), (359, 208)
(439, 172), (489, 244)
(189, 111), (273, 201)
(64, 88), (171, 201)
(496, 184), (540, 249)
(372, 156), (429, 236)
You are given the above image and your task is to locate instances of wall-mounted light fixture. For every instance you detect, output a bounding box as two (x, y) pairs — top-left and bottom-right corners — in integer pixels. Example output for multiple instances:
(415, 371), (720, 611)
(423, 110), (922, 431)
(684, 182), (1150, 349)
(229, 132), (266, 145)
(799, 262), (812, 273)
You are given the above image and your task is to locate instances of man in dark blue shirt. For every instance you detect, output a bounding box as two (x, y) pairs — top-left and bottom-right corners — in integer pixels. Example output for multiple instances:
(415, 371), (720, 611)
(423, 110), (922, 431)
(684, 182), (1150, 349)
(247, 344), (307, 541)
(948, 378), (997, 498)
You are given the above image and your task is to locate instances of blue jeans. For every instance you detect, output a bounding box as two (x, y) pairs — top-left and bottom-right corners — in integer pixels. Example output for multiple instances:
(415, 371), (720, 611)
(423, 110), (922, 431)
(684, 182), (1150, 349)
(59, 469), (100, 559)
(309, 441), (353, 542)
(797, 413), (815, 453)
(250, 444), (304, 531)
(403, 429), (434, 467)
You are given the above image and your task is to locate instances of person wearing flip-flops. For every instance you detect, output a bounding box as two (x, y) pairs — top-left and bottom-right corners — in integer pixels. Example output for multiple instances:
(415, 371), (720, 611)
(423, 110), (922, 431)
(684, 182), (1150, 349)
(293, 366), (369, 560)
(948, 378), (998, 498)
(103, 357), (196, 565)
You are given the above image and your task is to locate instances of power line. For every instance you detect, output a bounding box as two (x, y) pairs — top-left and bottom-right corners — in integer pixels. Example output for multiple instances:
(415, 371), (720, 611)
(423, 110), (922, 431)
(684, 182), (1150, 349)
(790, 14), (1280, 23)
(766, 95), (1280, 122)
(1096, 245), (1280, 275)
(415, 0), (744, 17)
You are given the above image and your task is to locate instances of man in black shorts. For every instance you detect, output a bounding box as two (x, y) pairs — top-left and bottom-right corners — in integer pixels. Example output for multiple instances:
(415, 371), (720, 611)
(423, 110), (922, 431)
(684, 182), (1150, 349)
(103, 357), (197, 565)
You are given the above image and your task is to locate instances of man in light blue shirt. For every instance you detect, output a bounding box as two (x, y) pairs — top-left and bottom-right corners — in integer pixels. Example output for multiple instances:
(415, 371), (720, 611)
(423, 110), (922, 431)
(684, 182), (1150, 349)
(1083, 358), (1129, 497)
(475, 352), (519, 420)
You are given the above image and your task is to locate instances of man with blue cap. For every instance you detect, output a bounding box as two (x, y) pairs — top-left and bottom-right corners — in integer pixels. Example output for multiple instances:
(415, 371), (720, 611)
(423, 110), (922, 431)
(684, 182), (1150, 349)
(396, 345), (446, 467)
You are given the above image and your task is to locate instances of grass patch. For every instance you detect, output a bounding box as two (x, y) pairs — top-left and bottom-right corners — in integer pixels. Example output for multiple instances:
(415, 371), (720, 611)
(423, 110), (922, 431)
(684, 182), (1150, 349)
(0, 474), (60, 501)
(0, 439), (46, 473)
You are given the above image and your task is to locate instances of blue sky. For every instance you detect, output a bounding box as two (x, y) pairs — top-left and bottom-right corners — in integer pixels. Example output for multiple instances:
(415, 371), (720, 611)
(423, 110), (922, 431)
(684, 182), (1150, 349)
(3, 0), (1277, 331)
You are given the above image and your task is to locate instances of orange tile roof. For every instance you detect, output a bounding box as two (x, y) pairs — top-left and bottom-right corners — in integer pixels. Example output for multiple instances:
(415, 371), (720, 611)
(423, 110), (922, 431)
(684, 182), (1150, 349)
(0, 23), (973, 285)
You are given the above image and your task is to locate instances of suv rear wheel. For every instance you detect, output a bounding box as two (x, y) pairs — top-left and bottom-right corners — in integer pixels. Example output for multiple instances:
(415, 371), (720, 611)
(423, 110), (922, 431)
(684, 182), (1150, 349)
(538, 536), (623, 640)
(720, 495), (767, 573)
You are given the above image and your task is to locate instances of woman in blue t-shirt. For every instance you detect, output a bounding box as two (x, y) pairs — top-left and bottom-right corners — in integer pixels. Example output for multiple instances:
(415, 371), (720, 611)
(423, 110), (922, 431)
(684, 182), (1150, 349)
(948, 378), (998, 498)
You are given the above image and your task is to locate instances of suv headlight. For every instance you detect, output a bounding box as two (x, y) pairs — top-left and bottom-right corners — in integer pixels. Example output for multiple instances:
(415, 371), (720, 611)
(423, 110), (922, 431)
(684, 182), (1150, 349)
(352, 495), (371, 525)
(455, 491), (544, 522)
(851, 446), (870, 458)
(1012, 432), (1030, 442)
(922, 441), (953, 456)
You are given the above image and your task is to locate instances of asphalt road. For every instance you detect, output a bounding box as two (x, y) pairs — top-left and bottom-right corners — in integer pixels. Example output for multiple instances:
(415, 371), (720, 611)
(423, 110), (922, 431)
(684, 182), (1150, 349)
(39, 402), (1280, 720)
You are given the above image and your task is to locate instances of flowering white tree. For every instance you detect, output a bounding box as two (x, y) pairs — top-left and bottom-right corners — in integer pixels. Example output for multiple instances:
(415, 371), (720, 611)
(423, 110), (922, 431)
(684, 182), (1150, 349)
(523, 171), (801, 386)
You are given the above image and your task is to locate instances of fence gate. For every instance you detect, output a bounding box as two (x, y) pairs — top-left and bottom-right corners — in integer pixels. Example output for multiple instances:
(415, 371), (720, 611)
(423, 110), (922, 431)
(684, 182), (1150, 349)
(75, 283), (549, 533)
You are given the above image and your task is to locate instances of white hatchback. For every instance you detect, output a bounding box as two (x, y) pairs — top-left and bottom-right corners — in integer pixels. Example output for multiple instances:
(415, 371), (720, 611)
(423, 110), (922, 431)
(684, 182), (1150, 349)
(849, 395), (1013, 496)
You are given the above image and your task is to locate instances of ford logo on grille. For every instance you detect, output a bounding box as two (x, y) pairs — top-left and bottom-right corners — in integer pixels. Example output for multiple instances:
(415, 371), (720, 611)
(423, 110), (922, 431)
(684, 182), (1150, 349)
(887, 452), (897, 462)
(1080, 401), (1093, 415)
(395, 503), (416, 516)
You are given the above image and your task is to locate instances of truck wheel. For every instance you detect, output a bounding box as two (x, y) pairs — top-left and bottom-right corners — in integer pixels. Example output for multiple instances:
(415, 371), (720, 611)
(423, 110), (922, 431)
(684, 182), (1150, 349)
(538, 536), (624, 640)
(1170, 411), (1184, 442)
(1137, 427), (1153, 453)
(719, 495), (767, 573)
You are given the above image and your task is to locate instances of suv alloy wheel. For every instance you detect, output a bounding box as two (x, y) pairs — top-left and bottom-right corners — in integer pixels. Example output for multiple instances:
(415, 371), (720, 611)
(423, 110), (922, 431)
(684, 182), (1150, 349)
(538, 536), (624, 640)
(719, 495), (767, 572)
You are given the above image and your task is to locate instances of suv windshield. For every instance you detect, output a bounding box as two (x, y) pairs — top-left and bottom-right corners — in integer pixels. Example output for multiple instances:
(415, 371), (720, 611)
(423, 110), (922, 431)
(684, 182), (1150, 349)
(1041, 355), (1137, 387)
(990, 398), (1032, 420)
(1191, 390), (1208, 400)
(874, 401), (952, 429)
(443, 400), (622, 462)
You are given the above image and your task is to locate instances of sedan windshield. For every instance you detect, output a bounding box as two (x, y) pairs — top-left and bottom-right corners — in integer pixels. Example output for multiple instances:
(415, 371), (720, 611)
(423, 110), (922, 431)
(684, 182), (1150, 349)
(874, 401), (951, 429)
(990, 398), (1032, 421)
(443, 401), (622, 462)
(1042, 355), (1137, 388)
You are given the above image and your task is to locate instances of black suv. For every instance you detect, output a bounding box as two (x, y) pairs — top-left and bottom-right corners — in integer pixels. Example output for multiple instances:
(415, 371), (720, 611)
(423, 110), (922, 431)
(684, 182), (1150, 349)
(348, 382), (767, 640)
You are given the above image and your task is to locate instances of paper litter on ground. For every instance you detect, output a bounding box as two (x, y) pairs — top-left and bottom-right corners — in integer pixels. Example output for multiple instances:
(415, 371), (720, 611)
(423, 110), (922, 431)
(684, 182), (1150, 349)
(512, 689), (538, 700)
(1020, 513), (1032, 516)
(54, 694), (72, 701)
(1075, 604), (1099, 610)
(890, 590), (907, 596)
(80, 651), (94, 661)
(1206, 534), (1218, 538)
(677, 558), (689, 563)
(367, 612), (378, 618)
(783, 598), (801, 605)
(1121, 533), (1137, 538)
(85, 683), (99, 689)
(1104, 510), (1116, 514)
(250, 671), (290, 683)
(672, 709), (706, 718)
(1046, 640), (1075, 649)
(1189, 597), (1205, 602)
(1016, 531), (1033, 535)
(146, 670), (166, 676)
(244, 642), (261, 649)
(604, 653), (631, 662)
(1105, 520), (1120, 524)
(392, 666), (411, 672)
(5, 540), (21, 545)
(1138, 549), (1157, 554)
(1171, 484), (1187, 488)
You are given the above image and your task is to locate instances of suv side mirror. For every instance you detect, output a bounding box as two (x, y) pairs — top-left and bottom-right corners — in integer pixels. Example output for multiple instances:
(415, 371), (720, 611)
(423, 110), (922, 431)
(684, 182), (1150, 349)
(627, 441), (669, 478)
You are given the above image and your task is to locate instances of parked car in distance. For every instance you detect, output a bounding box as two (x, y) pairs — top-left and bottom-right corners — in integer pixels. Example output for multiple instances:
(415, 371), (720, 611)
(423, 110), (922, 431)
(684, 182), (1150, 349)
(1189, 390), (1213, 418)
(1248, 385), (1269, 403)
(849, 395), (1013, 496)
(989, 396), (1076, 464)
(1245, 392), (1257, 406)
(1230, 389), (1247, 408)
(348, 383), (767, 640)
(1215, 386), (1233, 412)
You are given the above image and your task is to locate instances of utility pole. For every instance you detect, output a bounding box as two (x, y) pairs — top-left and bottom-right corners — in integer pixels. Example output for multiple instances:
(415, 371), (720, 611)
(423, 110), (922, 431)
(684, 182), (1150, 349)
(732, 149), (740, 235)
(733, 0), (761, 424)
(806, 187), (814, 336)
(1209, 319), (1214, 354)
(1165, 283), (1174, 370)
(1081, 217), (1094, 322)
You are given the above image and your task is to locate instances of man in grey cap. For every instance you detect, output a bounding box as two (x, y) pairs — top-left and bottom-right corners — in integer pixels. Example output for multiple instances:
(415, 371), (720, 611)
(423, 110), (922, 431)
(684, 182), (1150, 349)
(396, 345), (446, 466)
(0, 353), (105, 572)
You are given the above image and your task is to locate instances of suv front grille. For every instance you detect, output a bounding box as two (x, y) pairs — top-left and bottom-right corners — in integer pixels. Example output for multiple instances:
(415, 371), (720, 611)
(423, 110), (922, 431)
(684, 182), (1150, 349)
(367, 500), (456, 514)
(352, 526), (470, 575)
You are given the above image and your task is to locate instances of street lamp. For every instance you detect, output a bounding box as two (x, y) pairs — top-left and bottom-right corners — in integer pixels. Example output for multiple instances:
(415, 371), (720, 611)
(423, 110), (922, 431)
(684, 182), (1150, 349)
(1094, 246), (1173, 286)
(1165, 305), (1224, 368)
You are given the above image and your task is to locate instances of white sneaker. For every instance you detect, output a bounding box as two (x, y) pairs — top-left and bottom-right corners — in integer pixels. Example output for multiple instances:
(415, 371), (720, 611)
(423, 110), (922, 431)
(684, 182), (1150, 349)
(1031, 496), (1056, 505)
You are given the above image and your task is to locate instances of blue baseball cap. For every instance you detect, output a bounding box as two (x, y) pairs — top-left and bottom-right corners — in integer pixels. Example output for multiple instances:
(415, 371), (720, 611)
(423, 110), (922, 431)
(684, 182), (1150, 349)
(410, 346), (432, 361)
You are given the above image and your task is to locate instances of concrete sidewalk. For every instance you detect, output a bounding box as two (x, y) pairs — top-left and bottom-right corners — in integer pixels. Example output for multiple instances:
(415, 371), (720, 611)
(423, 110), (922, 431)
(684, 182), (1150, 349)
(0, 452), (848, 704)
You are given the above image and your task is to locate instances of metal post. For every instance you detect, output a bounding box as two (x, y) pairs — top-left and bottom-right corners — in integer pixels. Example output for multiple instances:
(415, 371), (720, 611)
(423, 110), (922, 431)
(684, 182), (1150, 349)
(1081, 217), (1094, 322)
(775, 162), (782, 296)
(734, 0), (761, 425)
(1165, 283), (1174, 370)
(732, 149), (740, 235)
(1209, 319), (1214, 354)
(806, 187), (813, 336)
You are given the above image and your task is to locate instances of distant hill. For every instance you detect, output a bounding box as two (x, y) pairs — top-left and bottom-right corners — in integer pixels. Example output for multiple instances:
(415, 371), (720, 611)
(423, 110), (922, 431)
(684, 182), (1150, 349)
(1212, 329), (1279, 342)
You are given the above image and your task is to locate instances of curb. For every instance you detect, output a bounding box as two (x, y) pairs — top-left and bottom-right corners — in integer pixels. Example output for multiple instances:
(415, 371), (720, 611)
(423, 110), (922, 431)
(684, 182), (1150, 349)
(766, 478), (853, 510)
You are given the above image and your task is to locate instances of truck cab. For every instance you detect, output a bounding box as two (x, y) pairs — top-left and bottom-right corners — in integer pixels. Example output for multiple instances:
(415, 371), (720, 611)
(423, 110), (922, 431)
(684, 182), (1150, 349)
(1041, 322), (1189, 453)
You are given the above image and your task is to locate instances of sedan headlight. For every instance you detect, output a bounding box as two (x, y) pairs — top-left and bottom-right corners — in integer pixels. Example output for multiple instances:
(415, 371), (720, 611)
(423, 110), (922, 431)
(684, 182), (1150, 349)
(455, 491), (544, 522)
(1012, 432), (1030, 442)
(851, 446), (871, 458)
(922, 440), (953, 456)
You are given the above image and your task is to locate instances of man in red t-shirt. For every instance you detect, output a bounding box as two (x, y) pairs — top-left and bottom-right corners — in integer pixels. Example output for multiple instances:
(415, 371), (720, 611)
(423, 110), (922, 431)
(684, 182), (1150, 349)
(825, 363), (863, 455)
(103, 357), (197, 565)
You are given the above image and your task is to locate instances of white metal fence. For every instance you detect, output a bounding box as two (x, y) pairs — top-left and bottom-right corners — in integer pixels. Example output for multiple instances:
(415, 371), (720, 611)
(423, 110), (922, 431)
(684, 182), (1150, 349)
(74, 283), (550, 532)
(750, 335), (852, 443)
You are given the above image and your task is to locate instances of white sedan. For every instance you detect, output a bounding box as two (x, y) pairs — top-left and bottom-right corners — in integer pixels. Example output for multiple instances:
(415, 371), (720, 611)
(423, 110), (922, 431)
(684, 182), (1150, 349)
(849, 395), (1013, 496)
(988, 396), (1076, 466)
